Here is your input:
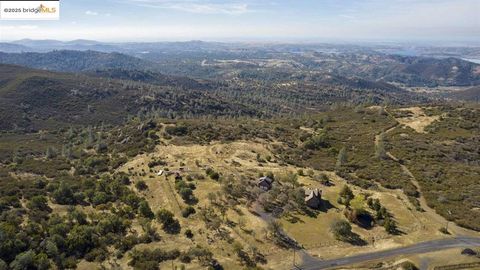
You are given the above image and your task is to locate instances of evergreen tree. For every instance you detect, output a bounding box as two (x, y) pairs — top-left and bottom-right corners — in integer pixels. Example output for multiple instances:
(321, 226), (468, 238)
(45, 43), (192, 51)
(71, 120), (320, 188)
(339, 185), (354, 206)
(384, 216), (397, 234)
(45, 147), (57, 159)
(85, 126), (95, 148)
(336, 147), (347, 168)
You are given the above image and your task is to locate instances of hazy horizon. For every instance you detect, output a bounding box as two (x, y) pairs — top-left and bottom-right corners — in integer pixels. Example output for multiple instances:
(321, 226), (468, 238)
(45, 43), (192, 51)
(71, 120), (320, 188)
(1, 0), (479, 45)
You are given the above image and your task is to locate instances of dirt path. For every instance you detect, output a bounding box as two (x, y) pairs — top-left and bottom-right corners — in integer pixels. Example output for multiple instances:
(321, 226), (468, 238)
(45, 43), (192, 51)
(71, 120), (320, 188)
(160, 176), (183, 214)
(376, 108), (476, 237)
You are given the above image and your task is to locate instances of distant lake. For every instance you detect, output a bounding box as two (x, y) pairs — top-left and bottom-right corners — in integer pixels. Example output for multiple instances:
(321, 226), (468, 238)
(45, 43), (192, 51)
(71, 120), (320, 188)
(462, 58), (480, 64)
(393, 50), (419, 56)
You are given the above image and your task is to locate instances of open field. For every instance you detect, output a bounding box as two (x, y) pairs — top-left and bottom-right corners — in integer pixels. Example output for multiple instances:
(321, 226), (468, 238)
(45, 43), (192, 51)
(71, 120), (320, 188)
(395, 107), (442, 133)
(109, 129), (480, 269)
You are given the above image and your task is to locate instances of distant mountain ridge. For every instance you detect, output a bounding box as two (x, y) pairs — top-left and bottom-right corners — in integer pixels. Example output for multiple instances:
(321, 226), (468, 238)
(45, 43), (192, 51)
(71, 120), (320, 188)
(0, 50), (158, 72)
(0, 43), (32, 53)
(1, 40), (478, 88)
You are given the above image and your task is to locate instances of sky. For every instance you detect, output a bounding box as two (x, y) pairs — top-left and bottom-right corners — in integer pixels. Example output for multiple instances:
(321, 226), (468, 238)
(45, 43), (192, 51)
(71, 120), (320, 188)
(0, 0), (479, 43)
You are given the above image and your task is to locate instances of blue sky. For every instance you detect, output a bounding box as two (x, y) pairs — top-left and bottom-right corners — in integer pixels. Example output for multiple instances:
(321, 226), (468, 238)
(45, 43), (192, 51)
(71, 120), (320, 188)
(1, 0), (479, 43)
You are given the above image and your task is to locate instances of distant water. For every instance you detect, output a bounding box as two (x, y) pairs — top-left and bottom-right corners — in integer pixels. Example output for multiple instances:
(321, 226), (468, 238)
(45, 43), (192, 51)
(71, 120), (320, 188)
(393, 50), (419, 56)
(462, 58), (480, 64)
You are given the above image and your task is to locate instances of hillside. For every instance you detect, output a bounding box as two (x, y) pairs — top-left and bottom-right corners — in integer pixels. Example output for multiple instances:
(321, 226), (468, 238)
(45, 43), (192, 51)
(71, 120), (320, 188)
(0, 50), (158, 72)
(385, 56), (480, 87)
(448, 86), (480, 101)
(0, 61), (435, 133)
(0, 43), (31, 53)
(85, 69), (213, 90)
(0, 105), (478, 270)
(307, 54), (480, 87)
(0, 64), (258, 131)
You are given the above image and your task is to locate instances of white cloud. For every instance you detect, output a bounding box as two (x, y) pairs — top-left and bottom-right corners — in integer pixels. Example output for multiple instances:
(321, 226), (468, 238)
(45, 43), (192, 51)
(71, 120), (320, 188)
(85, 10), (99, 16)
(0, 25), (38, 31)
(126, 0), (251, 14)
(86, 10), (113, 17)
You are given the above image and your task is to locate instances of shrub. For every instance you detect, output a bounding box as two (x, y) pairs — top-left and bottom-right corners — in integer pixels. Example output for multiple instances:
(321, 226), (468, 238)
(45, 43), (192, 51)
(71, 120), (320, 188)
(95, 142), (108, 153)
(182, 206), (196, 218)
(330, 220), (353, 241)
(116, 173), (131, 185)
(128, 248), (180, 270)
(26, 195), (49, 211)
(135, 180), (148, 191)
(383, 216), (397, 234)
(179, 188), (193, 202)
(339, 185), (354, 206)
(52, 183), (76, 205)
(156, 209), (181, 234)
(92, 192), (109, 206)
(439, 227), (449, 234)
(399, 261), (418, 270)
(147, 159), (166, 168)
(165, 126), (188, 136)
(184, 229), (194, 239)
(138, 201), (155, 219)
(303, 133), (330, 150)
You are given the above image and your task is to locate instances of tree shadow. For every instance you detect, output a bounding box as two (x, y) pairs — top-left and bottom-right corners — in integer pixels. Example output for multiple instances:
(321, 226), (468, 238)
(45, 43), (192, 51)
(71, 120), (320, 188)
(185, 196), (198, 205)
(304, 208), (319, 218)
(319, 199), (336, 212)
(285, 214), (305, 224)
(302, 199), (338, 218)
(355, 213), (374, 230)
(345, 232), (368, 246)
(254, 252), (268, 265)
(389, 228), (406, 236)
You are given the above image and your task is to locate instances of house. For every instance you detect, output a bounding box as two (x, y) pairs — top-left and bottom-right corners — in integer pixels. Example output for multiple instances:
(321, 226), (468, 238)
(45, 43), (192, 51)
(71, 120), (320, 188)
(257, 176), (274, 191)
(305, 188), (322, 209)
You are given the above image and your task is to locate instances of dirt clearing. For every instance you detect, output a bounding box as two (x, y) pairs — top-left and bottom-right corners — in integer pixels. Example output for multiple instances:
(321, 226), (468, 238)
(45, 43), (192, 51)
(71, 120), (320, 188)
(395, 107), (441, 133)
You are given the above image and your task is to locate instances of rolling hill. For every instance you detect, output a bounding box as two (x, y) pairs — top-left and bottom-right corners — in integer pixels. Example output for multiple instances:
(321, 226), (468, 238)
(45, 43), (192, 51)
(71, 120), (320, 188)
(310, 54), (480, 87)
(449, 86), (480, 102)
(0, 64), (258, 131)
(85, 69), (213, 90)
(0, 50), (158, 72)
(385, 56), (480, 87)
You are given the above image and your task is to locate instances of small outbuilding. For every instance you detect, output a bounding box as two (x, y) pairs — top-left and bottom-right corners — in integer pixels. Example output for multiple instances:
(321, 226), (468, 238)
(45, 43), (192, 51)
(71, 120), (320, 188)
(305, 188), (322, 209)
(257, 176), (274, 191)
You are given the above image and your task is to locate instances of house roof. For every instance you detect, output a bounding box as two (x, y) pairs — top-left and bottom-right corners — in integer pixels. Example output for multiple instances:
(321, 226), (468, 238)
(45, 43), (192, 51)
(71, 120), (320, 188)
(305, 188), (322, 202)
(258, 176), (273, 184)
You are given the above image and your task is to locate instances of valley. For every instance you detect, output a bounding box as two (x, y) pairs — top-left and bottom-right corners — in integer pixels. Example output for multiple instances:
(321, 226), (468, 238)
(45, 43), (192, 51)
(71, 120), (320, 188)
(0, 41), (479, 270)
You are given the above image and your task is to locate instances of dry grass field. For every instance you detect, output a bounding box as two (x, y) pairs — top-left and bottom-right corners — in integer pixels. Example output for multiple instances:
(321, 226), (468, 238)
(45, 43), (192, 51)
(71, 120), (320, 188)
(85, 130), (478, 269)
